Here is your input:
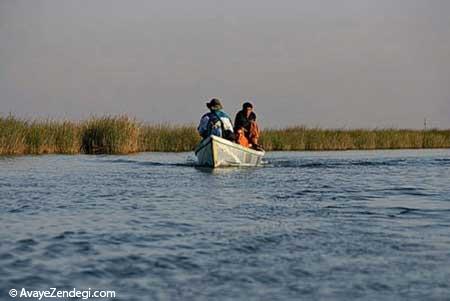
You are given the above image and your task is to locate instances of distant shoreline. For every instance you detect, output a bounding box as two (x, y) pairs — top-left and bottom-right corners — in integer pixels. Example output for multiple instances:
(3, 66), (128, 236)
(1, 115), (449, 155)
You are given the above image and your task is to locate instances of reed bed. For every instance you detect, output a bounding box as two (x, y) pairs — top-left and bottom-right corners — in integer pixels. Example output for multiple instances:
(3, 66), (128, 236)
(1, 115), (449, 155)
(81, 116), (139, 154)
(260, 127), (450, 150)
(0, 116), (81, 155)
(139, 124), (199, 152)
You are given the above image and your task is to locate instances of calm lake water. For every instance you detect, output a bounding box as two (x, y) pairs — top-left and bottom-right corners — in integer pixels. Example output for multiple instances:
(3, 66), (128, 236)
(1, 150), (450, 300)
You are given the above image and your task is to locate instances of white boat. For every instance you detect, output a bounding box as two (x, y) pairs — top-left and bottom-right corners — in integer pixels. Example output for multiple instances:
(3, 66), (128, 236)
(194, 135), (265, 168)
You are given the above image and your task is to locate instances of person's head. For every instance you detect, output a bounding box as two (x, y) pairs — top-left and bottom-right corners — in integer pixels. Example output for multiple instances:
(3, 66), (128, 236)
(206, 98), (223, 111)
(237, 127), (246, 134)
(242, 102), (253, 117)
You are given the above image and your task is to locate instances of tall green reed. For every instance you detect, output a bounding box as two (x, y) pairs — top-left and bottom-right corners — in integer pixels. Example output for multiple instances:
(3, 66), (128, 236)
(260, 128), (450, 151)
(1, 114), (449, 155)
(138, 124), (200, 152)
(81, 116), (139, 154)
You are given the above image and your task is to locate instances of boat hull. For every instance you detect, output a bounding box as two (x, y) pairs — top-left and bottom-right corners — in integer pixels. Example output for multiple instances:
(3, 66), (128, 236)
(194, 136), (264, 168)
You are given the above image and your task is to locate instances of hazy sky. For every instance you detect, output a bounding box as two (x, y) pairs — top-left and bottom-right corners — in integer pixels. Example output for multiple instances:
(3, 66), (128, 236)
(1, 0), (449, 128)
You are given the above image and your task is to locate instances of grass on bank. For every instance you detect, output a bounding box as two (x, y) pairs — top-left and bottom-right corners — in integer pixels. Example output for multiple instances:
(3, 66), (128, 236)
(0, 116), (81, 155)
(139, 124), (199, 152)
(260, 127), (450, 151)
(1, 115), (449, 155)
(81, 116), (139, 154)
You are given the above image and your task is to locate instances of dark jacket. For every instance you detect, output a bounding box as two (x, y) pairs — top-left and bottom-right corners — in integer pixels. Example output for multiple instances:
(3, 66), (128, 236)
(234, 110), (256, 132)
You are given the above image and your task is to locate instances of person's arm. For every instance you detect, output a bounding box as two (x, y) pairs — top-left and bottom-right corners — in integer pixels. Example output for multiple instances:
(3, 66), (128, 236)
(234, 111), (244, 130)
(197, 115), (210, 138)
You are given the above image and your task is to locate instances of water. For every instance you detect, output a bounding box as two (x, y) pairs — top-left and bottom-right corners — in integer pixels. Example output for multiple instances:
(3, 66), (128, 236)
(1, 150), (450, 300)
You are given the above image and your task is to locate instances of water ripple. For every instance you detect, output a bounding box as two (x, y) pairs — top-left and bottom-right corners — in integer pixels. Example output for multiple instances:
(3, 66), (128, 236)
(0, 150), (449, 300)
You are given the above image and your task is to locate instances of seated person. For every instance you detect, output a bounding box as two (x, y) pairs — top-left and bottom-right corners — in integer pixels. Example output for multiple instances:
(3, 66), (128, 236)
(235, 127), (250, 148)
(234, 102), (262, 150)
(197, 98), (234, 141)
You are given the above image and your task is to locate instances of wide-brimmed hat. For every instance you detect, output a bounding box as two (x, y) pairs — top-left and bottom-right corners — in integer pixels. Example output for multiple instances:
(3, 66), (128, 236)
(206, 98), (223, 111)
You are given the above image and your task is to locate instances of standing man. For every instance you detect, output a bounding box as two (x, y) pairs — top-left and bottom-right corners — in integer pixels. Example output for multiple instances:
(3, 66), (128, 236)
(234, 101), (262, 150)
(197, 98), (234, 141)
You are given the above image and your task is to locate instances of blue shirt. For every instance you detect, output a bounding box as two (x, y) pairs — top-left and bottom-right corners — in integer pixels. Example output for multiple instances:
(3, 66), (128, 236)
(197, 110), (234, 138)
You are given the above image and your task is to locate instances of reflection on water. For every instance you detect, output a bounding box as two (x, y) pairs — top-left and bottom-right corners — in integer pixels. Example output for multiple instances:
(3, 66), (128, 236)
(1, 149), (450, 300)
